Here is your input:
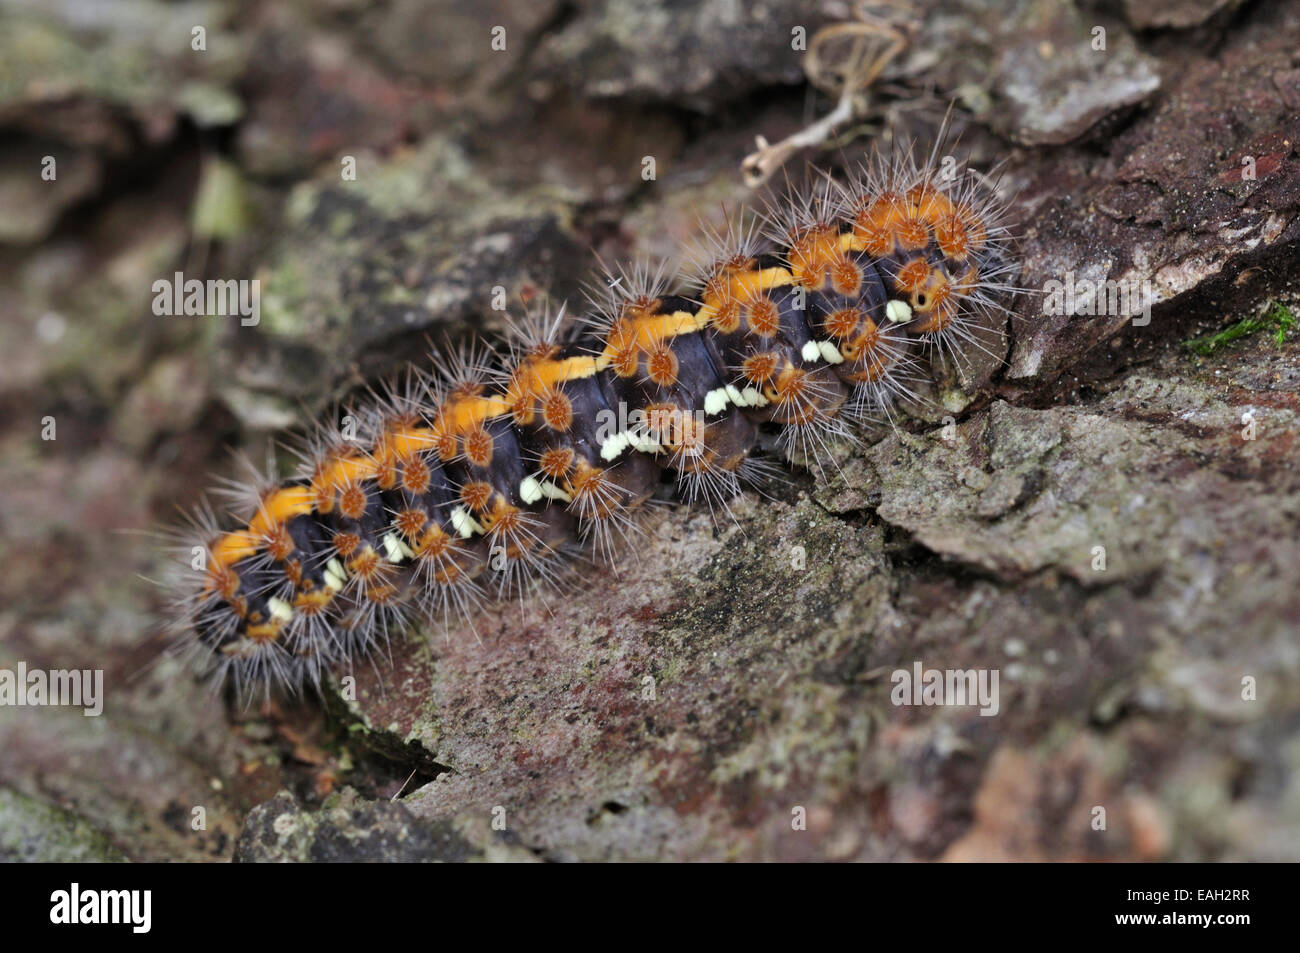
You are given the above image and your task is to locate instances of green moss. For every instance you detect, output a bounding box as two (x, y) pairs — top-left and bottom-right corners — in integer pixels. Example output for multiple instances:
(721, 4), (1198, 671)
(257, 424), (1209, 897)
(1270, 302), (1297, 346)
(1183, 302), (1296, 355)
(0, 787), (128, 862)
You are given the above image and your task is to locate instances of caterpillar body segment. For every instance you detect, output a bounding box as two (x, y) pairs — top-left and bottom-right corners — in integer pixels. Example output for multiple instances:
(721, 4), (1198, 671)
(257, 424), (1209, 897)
(166, 152), (1016, 693)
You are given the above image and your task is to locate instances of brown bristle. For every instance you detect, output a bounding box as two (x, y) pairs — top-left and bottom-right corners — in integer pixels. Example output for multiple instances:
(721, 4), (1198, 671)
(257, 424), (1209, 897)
(743, 351), (779, 384)
(787, 225), (841, 288)
(395, 508), (428, 540)
(621, 295), (661, 322)
(401, 455), (431, 494)
(416, 524), (453, 559)
(364, 583), (401, 605)
(612, 346), (638, 378)
(896, 258), (931, 293)
(935, 213), (971, 259)
(332, 531), (361, 558)
(347, 546), (383, 580)
(209, 565), (240, 601)
(464, 427), (495, 467)
(747, 297), (780, 337)
(712, 298), (742, 333)
(460, 480), (494, 513)
(646, 344), (679, 387)
(896, 218), (930, 251)
(539, 446), (574, 478)
(570, 463), (617, 518)
(338, 483), (368, 520)
(542, 390), (574, 431)
(824, 307), (862, 340)
(830, 258), (862, 296)
(373, 458), (397, 490)
(264, 524), (294, 562)
(434, 430), (458, 460)
(956, 203), (988, 250)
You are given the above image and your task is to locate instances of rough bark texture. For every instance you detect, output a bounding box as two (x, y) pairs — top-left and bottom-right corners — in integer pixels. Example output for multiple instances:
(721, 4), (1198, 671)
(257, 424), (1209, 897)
(0, 0), (1297, 862)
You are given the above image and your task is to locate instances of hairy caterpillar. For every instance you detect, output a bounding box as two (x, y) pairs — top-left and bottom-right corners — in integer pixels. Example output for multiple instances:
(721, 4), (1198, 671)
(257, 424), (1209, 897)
(162, 143), (1018, 695)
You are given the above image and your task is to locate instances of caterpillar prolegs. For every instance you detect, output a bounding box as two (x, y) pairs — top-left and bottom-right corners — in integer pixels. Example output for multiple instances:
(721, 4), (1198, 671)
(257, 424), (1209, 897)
(163, 145), (1018, 694)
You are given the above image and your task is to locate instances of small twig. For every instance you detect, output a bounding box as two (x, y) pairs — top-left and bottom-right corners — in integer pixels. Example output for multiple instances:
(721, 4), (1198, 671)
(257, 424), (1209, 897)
(741, 1), (915, 187)
(743, 92), (859, 188)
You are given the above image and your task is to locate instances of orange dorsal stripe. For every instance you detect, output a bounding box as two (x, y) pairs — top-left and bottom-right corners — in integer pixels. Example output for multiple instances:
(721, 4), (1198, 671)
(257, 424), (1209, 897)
(210, 530), (260, 573)
(248, 485), (317, 537)
(432, 393), (512, 436)
(378, 425), (437, 460)
(310, 454), (378, 508)
(726, 266), (795, 301)
(206, 274), (793, 588)
(595, 310), (710, 368)
(524, 354), (600, 390)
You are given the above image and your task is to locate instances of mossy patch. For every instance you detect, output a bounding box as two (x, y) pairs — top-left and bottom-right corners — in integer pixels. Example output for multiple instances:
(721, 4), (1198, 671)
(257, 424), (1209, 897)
(1183, 301), (1296, 356)
(0, 787), (127, 863)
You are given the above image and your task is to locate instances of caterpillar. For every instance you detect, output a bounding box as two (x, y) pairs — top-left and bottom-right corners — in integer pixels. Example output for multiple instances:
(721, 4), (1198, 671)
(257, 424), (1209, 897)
(162, 142), (1018, 695)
